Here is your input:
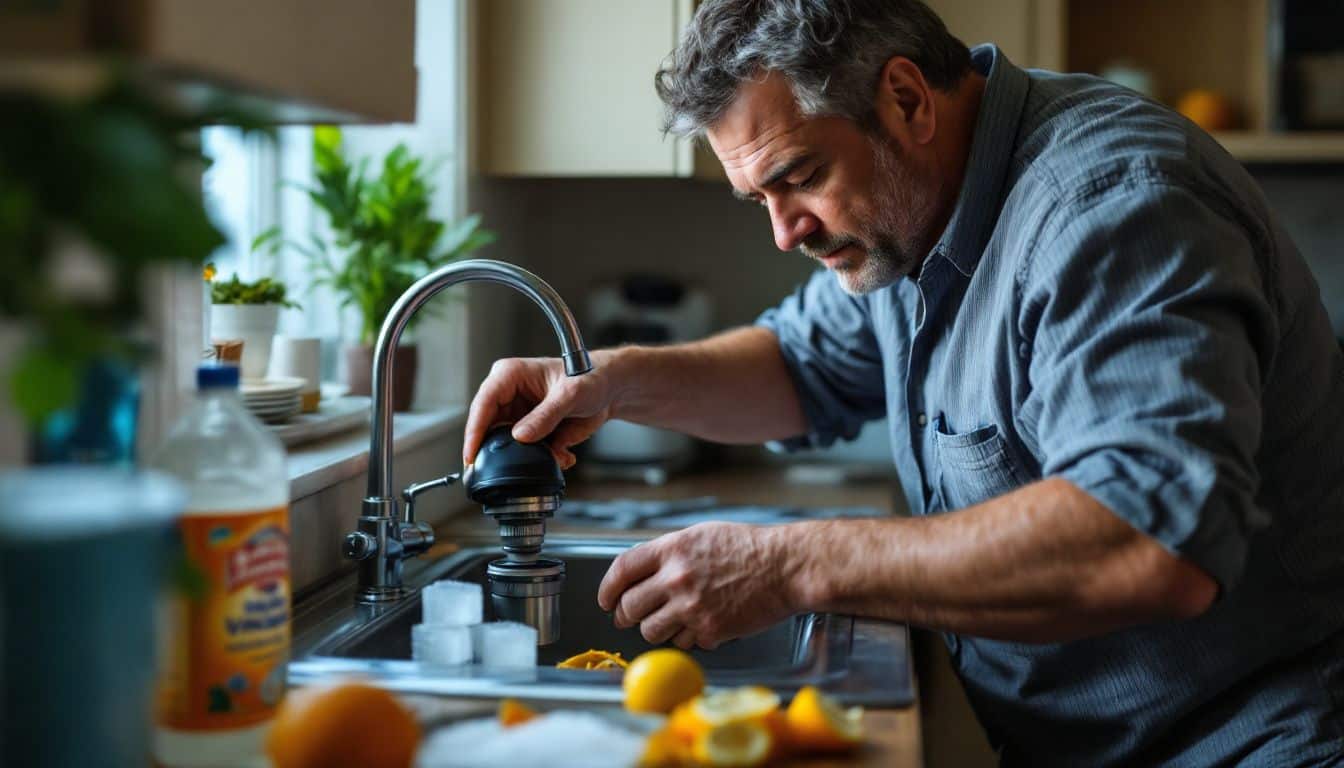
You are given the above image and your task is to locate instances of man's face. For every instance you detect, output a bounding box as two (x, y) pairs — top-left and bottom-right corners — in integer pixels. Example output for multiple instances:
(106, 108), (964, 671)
(707, 72), (941, 294)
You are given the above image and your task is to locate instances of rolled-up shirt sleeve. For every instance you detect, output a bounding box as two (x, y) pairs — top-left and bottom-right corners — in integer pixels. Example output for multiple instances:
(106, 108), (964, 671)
(1020, 184), (1277, 593)
(755, 269), (887, 451)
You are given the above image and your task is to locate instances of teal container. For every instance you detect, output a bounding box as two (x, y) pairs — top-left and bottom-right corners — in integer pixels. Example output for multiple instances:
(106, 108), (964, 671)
(31, 358), (141, 466)
(0, 468), (184, 768)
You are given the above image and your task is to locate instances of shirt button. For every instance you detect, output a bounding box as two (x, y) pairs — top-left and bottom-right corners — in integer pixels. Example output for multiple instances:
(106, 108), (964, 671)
(916, 412), (928, 427)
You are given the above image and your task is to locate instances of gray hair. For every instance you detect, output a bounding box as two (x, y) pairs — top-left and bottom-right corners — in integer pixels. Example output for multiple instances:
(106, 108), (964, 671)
(656, 0), (972, 138)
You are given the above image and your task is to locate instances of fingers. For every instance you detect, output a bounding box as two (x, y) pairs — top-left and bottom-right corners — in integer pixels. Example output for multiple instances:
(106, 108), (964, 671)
(463, 361), (526, 465)
(671, 627), (697, 651)
(598, 541), (662, 612)
(547, 416), (606, 470)
(613, 576), (667, 629)
(511, 381), (579, 444)
(636, 604), (683, 646)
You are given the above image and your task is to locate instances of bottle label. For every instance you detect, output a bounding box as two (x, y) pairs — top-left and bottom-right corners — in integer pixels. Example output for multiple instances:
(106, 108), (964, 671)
(158, 506), (291, 731)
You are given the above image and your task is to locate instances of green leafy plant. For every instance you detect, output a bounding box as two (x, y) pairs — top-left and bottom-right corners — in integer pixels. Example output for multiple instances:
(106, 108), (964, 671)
(296, 126), (496, 346)
(208, 236), (302, 310)
(0, 75), (269, 424)
(210, 273), (300, 307)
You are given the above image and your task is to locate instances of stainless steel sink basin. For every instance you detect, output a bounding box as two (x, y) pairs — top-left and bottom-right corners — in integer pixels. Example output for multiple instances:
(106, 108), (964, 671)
(289, 538), (913, 707)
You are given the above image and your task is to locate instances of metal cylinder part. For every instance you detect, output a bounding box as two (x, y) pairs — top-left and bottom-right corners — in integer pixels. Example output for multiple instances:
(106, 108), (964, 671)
(487, 557), (565, 646)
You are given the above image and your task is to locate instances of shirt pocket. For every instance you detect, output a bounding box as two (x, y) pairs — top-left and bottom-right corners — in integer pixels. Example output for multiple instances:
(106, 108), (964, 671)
(933, 418), (1027, 510)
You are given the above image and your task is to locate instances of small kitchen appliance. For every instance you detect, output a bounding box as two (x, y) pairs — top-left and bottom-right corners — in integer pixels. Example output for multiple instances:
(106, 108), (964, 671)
(584, 275), (711, 483)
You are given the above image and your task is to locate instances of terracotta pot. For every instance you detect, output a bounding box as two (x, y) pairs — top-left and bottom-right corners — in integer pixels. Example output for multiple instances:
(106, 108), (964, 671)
(345, 344), (419, 412)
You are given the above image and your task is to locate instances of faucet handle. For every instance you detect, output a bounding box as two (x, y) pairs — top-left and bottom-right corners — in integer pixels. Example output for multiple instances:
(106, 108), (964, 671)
(401, 473), (461, 524)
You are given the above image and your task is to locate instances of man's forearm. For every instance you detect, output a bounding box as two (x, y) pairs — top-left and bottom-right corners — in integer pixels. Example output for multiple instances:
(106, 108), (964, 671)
(780, 478), (1218, 642)
(604, 326), (808, 444)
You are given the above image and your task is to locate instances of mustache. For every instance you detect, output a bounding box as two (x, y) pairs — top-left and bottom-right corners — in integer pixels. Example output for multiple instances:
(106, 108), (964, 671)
(799, 234), (860, 260)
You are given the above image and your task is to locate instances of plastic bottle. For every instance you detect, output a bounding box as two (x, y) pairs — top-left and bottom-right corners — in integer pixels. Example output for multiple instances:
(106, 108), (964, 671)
(151, 364), (290, 767)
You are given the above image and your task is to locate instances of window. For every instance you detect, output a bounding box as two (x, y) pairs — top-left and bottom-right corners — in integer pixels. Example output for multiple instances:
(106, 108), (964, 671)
(193, 0), (472, 411)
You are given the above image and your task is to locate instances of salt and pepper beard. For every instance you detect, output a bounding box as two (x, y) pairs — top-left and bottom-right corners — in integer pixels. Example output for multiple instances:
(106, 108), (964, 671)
(798, 129), (938, 295)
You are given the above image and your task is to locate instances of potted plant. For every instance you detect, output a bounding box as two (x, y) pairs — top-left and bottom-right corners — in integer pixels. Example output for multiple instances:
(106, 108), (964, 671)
(296, 126), (495, 411)
(207, 250), (301, 381)
(0, 76), (263, 464)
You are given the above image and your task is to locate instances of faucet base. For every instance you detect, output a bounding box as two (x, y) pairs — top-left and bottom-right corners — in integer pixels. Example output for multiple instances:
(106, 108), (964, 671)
(356, 585), (414, 604)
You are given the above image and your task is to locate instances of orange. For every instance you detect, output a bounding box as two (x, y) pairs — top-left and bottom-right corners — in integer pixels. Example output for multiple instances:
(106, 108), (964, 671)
(497, 698), (538, 727)
(266, 680), (419, 768)
(639, 726), (692, 768)
(785, 685), (863, 753)
(1176, 89), (1239, 132)
(622, 649), (705, 714)
(556, 649), (629, 670)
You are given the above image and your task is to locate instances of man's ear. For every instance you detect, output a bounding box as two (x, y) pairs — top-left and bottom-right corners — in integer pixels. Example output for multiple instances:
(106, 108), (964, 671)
(872, 56), (937, 145)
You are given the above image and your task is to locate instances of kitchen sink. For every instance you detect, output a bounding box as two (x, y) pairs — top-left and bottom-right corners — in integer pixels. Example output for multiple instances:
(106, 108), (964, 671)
(289, 538), (913, 706)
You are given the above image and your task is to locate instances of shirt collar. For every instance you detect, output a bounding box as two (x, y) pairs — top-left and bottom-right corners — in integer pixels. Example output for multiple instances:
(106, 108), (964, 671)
(933, 44), (1030, 277)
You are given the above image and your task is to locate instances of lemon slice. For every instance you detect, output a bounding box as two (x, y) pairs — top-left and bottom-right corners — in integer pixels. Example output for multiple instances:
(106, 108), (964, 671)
(496, 698), (537, 728)
(556, 649), (629, 670)
(785, 685), (864, 752)
(692, 721), (772, 768)
(691, 686), (781, 727)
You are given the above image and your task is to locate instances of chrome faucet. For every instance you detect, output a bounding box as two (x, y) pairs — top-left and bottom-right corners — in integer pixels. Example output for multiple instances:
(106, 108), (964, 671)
(341, 259), (592, 604)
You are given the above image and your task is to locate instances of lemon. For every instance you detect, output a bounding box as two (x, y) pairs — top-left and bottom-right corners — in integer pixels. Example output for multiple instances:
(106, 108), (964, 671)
(785, 685), (864, 752)
(690, 686), (780, 727)
(556, 649), (629, 670)
(692, 721), (773, 768)
(622, 649), (705, 714)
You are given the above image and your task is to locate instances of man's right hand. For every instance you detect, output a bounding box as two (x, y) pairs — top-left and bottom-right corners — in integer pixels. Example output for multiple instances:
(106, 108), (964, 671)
(463, 352), (622, 470)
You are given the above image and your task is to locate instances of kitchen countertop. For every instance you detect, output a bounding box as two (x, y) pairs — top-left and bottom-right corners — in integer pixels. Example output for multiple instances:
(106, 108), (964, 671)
(435, 464), (922, 768)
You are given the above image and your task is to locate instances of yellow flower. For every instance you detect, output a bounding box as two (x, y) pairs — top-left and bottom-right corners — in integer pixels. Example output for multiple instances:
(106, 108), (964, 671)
(202, 263), (217, 282)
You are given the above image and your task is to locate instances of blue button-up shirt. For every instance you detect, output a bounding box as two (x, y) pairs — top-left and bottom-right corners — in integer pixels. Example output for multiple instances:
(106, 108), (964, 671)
(759, 46), (1344, 766)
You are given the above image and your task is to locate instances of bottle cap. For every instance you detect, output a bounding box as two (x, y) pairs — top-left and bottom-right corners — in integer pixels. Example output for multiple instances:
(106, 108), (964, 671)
(197, 363), (241, 390)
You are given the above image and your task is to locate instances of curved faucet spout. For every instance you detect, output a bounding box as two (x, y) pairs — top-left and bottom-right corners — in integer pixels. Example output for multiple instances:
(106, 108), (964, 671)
(365, 259), (592, 505)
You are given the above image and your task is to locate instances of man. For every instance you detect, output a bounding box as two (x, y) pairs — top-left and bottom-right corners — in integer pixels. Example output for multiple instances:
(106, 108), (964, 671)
(464, 1), (1344, 764)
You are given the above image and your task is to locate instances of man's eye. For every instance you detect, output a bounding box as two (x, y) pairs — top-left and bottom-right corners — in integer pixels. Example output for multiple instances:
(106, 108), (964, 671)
(795, 167), (821, 191)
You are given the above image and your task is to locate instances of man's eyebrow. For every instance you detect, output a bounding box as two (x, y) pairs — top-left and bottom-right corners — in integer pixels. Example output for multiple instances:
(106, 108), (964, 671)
(729, 153), (814, 202)
(760, 154), (812, 189)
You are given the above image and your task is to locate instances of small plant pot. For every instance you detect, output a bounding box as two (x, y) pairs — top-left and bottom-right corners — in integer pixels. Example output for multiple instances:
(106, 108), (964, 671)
(210, 304), (281, 380)
(345, 344), (418, 412)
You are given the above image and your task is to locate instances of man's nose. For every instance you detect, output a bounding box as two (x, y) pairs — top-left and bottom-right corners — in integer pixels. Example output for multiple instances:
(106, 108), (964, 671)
(769, 199), (819, 252)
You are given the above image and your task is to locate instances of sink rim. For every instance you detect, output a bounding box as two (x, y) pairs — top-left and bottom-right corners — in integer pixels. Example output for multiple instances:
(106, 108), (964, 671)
(289, 536), (914, 707)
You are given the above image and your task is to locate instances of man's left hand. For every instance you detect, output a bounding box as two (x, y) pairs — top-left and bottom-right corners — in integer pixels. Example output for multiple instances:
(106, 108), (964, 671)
(596, 522), (800, 650)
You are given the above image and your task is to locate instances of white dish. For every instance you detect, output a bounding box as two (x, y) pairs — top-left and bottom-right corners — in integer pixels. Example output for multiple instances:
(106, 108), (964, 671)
(267, 396), (372, 447)
(243, 394), (304, 407)
(241, 377), (307, 397)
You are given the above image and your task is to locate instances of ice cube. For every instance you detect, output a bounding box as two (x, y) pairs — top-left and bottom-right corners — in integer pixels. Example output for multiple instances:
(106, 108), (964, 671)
(421, 579), (483, 626)
(412, 623), (473, 665)
(473, 621), (538, 668)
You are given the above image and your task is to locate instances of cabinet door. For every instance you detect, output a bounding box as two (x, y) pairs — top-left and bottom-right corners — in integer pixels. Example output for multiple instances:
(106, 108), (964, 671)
(927, 0), (1063, 71)
(0, 0), (416, 122)
(480, 0), (695, 176)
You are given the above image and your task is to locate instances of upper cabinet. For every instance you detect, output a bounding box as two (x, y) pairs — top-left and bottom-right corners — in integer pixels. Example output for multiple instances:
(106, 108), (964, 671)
(477, 0), (1344, 175)
(476, 0), (1060, 178)
(929, 0), (1063, 71)
(478, 0), (697, 177)
(0, 0), (417, 123)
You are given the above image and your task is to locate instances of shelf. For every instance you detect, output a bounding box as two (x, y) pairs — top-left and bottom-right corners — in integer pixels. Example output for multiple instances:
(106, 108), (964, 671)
(1212, 132), (1344, 163)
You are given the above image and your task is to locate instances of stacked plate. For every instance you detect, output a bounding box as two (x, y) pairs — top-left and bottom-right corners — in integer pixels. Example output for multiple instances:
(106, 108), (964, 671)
(240, 377), (305, 424)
